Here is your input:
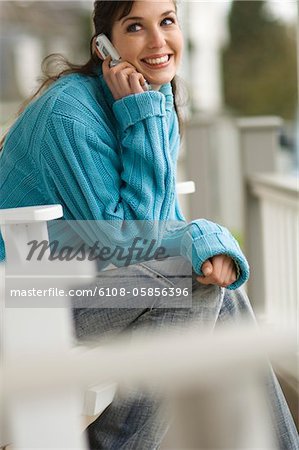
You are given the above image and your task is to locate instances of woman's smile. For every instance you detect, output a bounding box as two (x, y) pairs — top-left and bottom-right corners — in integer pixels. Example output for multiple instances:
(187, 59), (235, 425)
(141, 54), (172, 69)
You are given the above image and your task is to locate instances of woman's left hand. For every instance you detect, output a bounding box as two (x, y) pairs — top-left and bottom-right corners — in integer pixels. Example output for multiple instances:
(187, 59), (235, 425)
(102, 57), (147, 100)
(196, 255), (237, 288)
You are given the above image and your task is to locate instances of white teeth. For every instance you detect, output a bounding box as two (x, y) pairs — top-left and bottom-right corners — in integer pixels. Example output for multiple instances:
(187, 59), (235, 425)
(144, 55), (169, 65)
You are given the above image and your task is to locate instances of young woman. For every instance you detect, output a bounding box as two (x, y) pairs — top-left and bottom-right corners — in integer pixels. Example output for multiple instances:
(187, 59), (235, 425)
(0, 1), (298, 449)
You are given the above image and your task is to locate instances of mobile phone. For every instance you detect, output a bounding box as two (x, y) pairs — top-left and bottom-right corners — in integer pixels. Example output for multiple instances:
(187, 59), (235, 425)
(95, 34), (121, 64)
(95, 34), (151, 90)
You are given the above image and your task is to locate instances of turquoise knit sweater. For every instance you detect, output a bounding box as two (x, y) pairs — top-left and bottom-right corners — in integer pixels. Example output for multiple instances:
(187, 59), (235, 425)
(0, 68), (249, 289)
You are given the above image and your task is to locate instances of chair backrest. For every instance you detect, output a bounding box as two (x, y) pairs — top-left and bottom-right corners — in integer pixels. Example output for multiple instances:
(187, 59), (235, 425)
(0, 204), (90, 449)
(0, 205), (63, 264)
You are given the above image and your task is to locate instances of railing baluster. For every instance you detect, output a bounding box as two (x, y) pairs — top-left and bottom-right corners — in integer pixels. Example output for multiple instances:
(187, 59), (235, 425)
(247, 174), (299, 330)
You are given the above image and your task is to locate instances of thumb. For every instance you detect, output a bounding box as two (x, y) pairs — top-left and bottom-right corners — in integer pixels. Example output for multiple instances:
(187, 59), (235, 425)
(202, 260), (213, 276)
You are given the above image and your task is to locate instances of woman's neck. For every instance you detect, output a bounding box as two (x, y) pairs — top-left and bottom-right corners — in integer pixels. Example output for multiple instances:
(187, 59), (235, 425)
(150, 84), (161, 91)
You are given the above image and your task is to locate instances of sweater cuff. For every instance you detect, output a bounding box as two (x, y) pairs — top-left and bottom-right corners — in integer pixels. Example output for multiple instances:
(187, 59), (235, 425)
(181, 222), (250, 290)
(113, 91), (166, 132)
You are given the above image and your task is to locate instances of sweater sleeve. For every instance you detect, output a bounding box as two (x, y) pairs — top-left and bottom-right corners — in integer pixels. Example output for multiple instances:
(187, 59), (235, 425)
(161, 220), (249, 290)
(112, 91), (175, 219)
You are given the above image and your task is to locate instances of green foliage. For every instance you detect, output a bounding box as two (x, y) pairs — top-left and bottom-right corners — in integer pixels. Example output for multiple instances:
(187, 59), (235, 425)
(231, 230), (244, 250)
(222, 0), (297, 120)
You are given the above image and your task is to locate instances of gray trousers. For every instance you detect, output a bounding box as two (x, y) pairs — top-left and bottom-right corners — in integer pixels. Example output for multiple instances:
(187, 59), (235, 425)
(72, 257), (298, 450)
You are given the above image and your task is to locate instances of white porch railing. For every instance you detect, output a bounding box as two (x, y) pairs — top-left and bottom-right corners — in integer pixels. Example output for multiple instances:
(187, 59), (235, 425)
(247, 173), (299, 330)
(185, 115), (298, 332)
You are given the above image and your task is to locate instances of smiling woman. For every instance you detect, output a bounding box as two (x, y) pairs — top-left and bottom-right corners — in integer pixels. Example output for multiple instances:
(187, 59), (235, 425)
(0, 1), (298, 449)
(108, 1), (183, 90)
(96, 1), (183, 99)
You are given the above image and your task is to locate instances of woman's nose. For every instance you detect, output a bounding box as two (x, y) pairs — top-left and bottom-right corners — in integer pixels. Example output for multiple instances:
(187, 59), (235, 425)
(147, 28), (166, 48)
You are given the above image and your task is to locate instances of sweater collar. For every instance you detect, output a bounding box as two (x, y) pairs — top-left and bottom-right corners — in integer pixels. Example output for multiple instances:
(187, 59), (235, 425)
(97, 65), (174, 112)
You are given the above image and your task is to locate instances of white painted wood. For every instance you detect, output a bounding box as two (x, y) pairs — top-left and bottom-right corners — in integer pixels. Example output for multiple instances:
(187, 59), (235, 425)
(176, 181), (195, 195)
(1, 205), (87, 449)
(248, 173), (299, 333)
(237, 116), (283, 129)
(1, 180), (198, 446)
(83, 383), (117, 417)
(0, 205), (63, 267)
(0, 204), (63, 224)
(4, 326), (295, 395)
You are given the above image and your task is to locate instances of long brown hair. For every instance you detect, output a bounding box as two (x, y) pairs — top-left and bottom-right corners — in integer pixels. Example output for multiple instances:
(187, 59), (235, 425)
(0, 0), (184, 149)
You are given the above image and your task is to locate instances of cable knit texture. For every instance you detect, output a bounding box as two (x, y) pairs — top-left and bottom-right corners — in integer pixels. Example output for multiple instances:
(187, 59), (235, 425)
(0, 68), (249, 289)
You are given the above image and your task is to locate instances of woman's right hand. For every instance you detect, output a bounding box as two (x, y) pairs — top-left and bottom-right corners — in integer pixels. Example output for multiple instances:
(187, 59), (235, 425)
(196, 255), (238, 288)
(102, 57), (147, 100)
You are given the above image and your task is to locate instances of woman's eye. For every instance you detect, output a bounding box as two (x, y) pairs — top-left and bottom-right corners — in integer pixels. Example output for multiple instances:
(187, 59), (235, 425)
(161, 17), (175, 26)
(126, 23), (142, 33)
(126, 17), (175, 32)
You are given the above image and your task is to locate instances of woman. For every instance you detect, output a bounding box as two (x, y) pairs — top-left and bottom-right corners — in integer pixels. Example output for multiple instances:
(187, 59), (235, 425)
(0, 0), (248, 289)
(0, 1), (298, 449)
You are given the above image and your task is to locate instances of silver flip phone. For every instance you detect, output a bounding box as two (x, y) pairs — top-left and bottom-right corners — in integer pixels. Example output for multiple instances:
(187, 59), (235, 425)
(95, 34), (151, 90)
(95, 34), (121, 64)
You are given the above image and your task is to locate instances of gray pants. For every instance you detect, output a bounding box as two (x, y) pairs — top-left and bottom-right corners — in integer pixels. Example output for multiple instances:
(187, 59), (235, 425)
(72, 257), (298, 450)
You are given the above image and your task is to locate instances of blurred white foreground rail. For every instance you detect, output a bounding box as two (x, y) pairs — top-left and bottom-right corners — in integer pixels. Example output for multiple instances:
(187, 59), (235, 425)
(3, 325), (296, 394)
(2, 324), (296, 449)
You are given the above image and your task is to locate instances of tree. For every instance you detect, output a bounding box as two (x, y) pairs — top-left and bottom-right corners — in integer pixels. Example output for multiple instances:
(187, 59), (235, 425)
(222, 0), (297, 120)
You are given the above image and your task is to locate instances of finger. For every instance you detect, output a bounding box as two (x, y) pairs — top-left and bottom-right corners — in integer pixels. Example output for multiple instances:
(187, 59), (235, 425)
(114, 67), (145, 87)
(102, 57), (123, 99)
(202, 257), (227, 285)
(219, 256), (235, 282)
(104, 61), (134, 86)
(109, 60), (137, 73)
(196, 275), (213, 285)
(226, 273), (237, 287)
(201, 257), (222, 284)
(114, 66), (136, 76)
(197, 256), (238, 287)
(102, 56), (112, 75)
(223, 265), (238, 287)
(114, 69), (138, 90)
(211, 255), (235, 285)
(114, 68), (137, 88)
(210, 255), (225, 277)
(115, 70), (131, 89)
(111, 70), (135, 98)
(201, 260), (213, 277)
(129, 73), (147, 93)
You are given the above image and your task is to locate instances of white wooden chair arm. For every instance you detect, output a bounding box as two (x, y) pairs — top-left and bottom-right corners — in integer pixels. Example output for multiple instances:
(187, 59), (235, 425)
(177, 181), (195, 195)
(0, 180), (195, 225)
(0, 204), (63, 224)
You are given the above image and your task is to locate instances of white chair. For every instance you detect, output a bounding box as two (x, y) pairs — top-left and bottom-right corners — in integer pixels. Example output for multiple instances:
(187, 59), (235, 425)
(0, 182), (196, 448)
(0, 204), (87, 449)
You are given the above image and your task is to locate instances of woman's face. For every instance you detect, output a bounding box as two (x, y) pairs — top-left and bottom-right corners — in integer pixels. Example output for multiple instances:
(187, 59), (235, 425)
(111, 0), (183, 88)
